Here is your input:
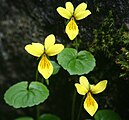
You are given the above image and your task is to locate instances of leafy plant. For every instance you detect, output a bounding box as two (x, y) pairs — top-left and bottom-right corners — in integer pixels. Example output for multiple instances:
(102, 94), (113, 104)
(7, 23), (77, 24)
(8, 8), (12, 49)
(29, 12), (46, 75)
(3, 2), (121, 120)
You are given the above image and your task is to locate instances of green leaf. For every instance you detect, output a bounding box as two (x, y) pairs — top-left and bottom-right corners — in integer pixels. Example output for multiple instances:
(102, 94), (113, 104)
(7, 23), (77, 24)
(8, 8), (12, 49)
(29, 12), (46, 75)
(57, 48), (96, 75)
(51, 61), (61, 75)
(4, 81), (49, 108)
(40, 114), (61, 120)
(94, 109), (122, 120)
(15, 117), (33, 120)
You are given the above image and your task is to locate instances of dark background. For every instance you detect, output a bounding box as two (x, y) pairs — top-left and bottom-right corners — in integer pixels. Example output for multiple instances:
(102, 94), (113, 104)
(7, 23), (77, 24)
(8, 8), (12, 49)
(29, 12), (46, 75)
(0, 0), (129, 120)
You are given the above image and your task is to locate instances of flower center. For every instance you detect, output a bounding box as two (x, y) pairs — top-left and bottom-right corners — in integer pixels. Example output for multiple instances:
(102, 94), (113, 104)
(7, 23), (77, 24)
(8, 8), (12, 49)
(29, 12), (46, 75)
(40, 54), (50, 69)
(68, 17), (77, 31)
(86, 92), (94, 107)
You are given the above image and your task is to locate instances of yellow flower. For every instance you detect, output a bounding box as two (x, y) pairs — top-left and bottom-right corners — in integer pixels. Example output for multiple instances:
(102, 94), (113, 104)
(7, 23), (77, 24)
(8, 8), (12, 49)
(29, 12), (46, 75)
(57, 2), (91, 40)
(75, 76), (107, 116)
(25, 34), (64, 79)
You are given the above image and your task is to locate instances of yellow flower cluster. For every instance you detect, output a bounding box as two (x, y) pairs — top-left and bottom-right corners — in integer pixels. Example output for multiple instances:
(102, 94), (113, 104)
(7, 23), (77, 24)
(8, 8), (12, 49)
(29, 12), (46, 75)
(25, 2), (91, 79)
(24, 1), (107, 117)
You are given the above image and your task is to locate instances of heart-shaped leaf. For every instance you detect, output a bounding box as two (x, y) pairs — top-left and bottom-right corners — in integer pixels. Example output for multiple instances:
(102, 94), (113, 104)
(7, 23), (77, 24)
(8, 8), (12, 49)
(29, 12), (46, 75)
(94, 109), (121, 120)
(4, 81), (49, 108)
(57, 48), (96, 75)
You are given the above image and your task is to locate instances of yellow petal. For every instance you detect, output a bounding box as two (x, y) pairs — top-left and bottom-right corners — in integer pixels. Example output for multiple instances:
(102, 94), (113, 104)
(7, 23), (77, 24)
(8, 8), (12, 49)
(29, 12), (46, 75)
(65, 2), (74, 15)
(75, 83), (88, 95)
(25, 43), (44, 57)
(79, 76), (89, 90)
(38, 54), (53, 79)
(84, 92), (98, 116)
(75, 10), (91, 20)
(90, 80), (108, 94)
(45, 44), (64, 56)
(65, 17), (79, 40)
(57, 7), (72, 19)
(45, 34), (55, 50)
(74, 3), (87, 15)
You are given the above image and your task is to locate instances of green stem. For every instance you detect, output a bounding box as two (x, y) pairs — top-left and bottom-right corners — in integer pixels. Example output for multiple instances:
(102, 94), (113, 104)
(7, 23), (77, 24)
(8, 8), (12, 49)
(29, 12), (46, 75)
(77, 96), (85, 120)
(36, 105), (40, 120)
(45, 79), (49, 86)
(35, 69), (38, 81)
(35, 69), (40, 120)
(71, 38), (79, 120)
(71, 89), (76, 120)
(75, 38), (78, 51)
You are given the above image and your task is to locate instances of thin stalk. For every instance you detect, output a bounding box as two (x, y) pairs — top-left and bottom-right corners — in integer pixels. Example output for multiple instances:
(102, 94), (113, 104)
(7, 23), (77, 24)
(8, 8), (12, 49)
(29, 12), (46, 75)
(35, 69), (38, 81)
(36, 105), (40, 120)
(71, 38), (79, 120)
(77, 96), (85, 120)
(75, 38), (78, 51)
(71, 89), (76, 120)
(45, 79), (49, 86)
(35, 69), (40, 120)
